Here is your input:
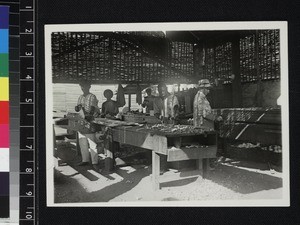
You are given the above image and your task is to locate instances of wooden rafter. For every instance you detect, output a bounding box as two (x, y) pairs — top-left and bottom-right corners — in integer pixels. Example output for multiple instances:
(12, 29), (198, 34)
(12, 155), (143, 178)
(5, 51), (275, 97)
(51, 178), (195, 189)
(53, 32), (194, 82)
(52, 34), (109, 58)
(112, 34), (185, 76)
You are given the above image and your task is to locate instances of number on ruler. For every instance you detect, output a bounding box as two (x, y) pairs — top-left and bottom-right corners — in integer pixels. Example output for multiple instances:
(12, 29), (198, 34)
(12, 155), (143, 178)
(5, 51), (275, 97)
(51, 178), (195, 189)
(26, 168), (32, 173)
(26, 75), (32, 79)
(25, 28), (32, 33)
(25, 98), (32, 103)
(26, 212), (33, 220)
(25, 52), (32, 56)
(26, 145), (32, 149)
(26, 191), (33, 196)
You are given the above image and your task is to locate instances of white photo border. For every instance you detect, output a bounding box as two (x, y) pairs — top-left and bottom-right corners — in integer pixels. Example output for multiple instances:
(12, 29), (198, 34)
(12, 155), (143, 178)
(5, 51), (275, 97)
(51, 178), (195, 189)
(45, 21), (289, 207)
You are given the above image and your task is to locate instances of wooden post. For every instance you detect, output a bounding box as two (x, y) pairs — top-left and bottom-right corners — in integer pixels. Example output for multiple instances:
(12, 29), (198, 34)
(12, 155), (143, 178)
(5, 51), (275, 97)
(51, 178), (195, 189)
(202, 158), (210, 179)
(255, 31), (263, 107)
(109, 37), (113, 80)
(231, 35), (243, 107)
(213, 46), (216, 79)
(53, 125), (58, 167)
(67, 33), (70, 78)
(196, 159), (203, 178)
(152, 151), (160, 190)
(76, 132), (81, 156)
(84, 33), (88, 79)
(53, 125), (57, 152)
(128, 94), (131, 111)
(75, 33), (79, 79)
(193, 44), (198, 79)
(105, 129), (114, 172)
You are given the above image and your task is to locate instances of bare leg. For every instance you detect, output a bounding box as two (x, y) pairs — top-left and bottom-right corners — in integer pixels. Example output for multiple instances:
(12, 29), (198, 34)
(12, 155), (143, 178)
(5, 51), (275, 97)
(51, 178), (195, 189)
(85, 133), (99, 165)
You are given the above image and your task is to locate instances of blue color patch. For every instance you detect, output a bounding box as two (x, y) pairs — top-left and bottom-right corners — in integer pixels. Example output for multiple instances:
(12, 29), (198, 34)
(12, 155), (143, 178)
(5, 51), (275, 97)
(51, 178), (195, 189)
(0, 29), (8, 53)
(0, 6), (9, 29)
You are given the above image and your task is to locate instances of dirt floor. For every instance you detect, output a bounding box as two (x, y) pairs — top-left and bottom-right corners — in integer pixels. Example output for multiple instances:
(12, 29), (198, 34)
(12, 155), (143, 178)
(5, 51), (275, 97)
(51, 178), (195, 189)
(53, 141), (283, 204)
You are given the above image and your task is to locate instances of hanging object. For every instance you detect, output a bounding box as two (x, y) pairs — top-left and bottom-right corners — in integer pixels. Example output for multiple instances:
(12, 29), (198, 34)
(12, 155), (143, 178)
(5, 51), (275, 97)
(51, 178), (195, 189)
(136, 84), (142, 105)
(116, 84), (126, 107)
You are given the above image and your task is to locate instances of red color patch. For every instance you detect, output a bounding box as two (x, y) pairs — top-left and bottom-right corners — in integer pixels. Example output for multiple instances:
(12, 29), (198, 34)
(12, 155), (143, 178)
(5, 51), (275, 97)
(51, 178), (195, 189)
(0, 101), (9, 124)
(0, 124), (9, 147)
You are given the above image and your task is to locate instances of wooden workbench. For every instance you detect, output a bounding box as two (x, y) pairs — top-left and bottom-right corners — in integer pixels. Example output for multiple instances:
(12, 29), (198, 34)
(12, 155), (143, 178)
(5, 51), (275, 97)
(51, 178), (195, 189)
(65, 117), (217, 190)
(110, 125), (217, 190)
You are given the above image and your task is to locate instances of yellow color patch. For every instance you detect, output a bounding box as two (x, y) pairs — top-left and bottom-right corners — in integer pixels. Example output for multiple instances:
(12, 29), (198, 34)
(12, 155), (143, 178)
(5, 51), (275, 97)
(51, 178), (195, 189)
(0, 77), (9, 101)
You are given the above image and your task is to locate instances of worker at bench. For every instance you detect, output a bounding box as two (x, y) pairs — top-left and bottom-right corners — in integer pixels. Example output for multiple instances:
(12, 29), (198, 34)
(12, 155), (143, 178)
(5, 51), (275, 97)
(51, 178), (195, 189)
(75, 80), (101, 171)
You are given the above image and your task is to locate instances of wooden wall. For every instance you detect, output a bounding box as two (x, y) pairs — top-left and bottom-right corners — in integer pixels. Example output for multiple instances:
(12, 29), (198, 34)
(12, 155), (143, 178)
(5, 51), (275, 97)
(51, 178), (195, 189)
(208, 80), (280, 109)
(242, 80), (280, 108)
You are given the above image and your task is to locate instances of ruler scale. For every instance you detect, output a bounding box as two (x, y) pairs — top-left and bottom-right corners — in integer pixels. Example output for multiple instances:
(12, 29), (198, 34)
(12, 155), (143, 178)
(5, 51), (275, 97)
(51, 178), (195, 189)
(19, 0), (35, 224)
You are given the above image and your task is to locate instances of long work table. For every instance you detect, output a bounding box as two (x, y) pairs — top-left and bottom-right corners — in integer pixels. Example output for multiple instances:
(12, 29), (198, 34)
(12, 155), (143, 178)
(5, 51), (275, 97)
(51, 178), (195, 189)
(63, 116), (217, 190)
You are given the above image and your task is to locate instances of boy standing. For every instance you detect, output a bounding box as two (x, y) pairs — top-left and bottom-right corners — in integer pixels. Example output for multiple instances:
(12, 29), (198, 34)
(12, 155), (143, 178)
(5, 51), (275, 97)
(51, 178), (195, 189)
(75, 80), (100, 171)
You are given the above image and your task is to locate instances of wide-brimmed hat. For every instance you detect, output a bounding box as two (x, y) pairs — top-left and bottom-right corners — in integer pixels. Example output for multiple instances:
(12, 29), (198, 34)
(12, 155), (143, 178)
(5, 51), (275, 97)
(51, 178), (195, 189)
(198, 79), (212, 88)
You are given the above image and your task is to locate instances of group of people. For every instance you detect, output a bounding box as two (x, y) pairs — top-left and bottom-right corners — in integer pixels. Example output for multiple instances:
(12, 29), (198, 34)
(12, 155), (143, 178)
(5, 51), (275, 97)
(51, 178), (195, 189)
(141, 83), (180, 123)
(142, 79), (214, 127)
(74, 79), (214, 172)
(74, 80), (119, 171)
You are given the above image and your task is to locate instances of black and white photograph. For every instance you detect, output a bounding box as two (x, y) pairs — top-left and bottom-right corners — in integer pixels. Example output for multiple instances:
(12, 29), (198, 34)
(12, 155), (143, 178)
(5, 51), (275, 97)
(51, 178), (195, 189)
(45, 22), (289, 206)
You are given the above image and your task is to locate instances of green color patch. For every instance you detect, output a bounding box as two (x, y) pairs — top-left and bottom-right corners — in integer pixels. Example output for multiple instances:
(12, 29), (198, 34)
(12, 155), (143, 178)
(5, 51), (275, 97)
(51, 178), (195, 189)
(0, 54), (9, 77)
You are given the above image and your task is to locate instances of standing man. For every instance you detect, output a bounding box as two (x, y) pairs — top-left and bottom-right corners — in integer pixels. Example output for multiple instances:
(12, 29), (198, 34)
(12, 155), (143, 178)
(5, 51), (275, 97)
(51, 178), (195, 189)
(153, 83), (180, 174)
(193, 79), (223, 169)
(155, 83), (179, 124)
(75, 80), (100, 171)
(193, 79), (213, 127)
(141, 88), (155, 113)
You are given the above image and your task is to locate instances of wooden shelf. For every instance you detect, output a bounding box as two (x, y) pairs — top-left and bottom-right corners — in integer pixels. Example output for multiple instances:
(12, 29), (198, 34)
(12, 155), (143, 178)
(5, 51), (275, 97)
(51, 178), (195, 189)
(167, 145), (217, 162)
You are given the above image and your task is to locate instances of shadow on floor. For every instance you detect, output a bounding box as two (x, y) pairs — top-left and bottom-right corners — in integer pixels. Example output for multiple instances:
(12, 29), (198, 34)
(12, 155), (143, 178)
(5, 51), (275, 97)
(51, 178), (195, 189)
(54, 164), (151, 203)
(55, 143), (101, 181)
(206, 163), (282, 194)
(223, 158), (282, 172)
(54, 142), (283, 202)
(88, 165), (151, 202)
(160, 177), (198, 188)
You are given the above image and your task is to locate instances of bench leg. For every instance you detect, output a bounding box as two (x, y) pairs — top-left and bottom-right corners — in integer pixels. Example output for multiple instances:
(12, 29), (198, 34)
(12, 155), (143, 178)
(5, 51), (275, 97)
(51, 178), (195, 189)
(76, 132), (80, 156)
(152, 152), (160, 190)
(196, 159), (204, 178)
(105, 141), (117, 171)
(203, 158), (210, 179)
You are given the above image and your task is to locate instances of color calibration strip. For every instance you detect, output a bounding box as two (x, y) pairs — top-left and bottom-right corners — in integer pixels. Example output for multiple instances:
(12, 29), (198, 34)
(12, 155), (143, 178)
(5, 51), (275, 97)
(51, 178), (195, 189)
(0, 5), (10, 219)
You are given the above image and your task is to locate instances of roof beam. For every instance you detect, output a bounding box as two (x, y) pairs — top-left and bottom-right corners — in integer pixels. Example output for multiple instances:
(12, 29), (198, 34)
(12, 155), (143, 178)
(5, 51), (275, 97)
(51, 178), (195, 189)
(52, 34), (110, 58)
(112, 33), (188, 79)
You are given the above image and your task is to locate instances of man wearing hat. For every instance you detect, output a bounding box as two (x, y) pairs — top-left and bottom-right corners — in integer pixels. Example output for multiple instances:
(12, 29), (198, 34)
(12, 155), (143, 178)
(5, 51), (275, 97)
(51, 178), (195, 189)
(193, 79), (213, 127)
(75, 80), (100, 171)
